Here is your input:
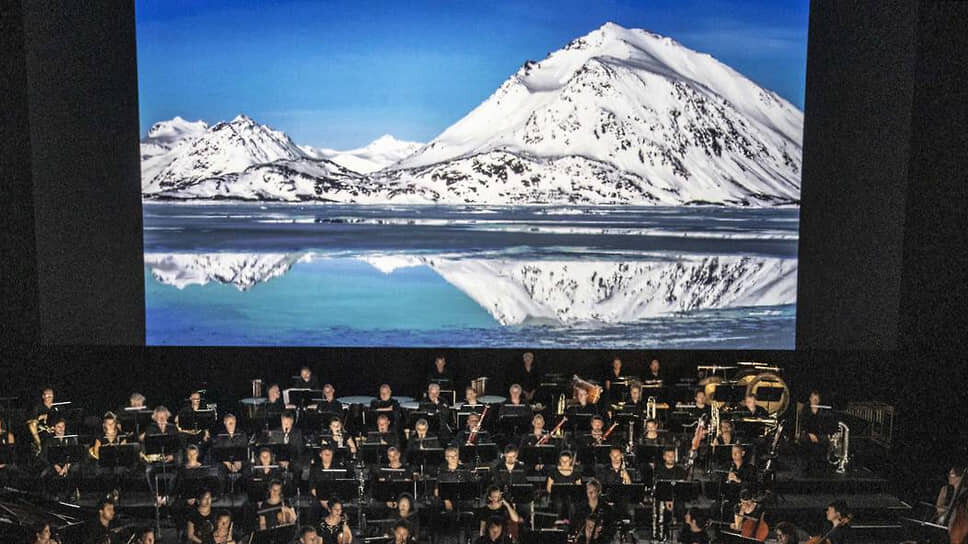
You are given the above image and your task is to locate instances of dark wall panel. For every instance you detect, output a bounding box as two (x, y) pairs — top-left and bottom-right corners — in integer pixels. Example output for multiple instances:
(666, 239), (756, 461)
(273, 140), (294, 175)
(21, 1), (145, 345)
(796, 0), (917, 350)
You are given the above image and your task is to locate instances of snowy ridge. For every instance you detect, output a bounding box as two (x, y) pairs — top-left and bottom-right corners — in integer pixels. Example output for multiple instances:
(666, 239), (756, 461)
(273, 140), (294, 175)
(145, 251), (796, 324)
(144, 253), (308, 290)
(140, 116), (208, 160)
(142, 23), (802, 206)
(301, 134), (423, 174)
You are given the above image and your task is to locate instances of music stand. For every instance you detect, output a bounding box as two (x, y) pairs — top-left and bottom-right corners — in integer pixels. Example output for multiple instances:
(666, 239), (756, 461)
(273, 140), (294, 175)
(45, 438), (85, 466)
(360, 443), (390, 465)
(566, 412), (594, 433)
(120, 407), (153, 436)
(534, 528), (568, 544)
(408, 447), (443, 474)
(577, 444), (614, 466)
(459, 442), (498, 465)
(654, 479), (700, 503)
(312, 477), (358, 502)
(212, 444), (248, 464)
(635, 444), (664, 466)
(179, 466), (222, 500)
(498, 405), (532, 435)
(287, 389), (324, 409)
(713, 384), (747, 406)
(257, 442), (294, 465)
(372, 475), (414, 502)
(521, 445), (559, 468)
(550, 482), (584, 505)
(604, 482), (646, 504)
(437, 480), (478, 502)
(249, 519), (296, 544)
(177, 408), (216, 444)
(97, 443), (141, 469)
(507, 482), (534, 505)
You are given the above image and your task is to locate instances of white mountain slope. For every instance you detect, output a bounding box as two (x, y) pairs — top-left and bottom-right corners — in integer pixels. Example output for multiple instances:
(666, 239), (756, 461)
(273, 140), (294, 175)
(146, 251), (796, 324)
(301, 134), (423, 174)
(388, 22), (802, 205)
(140, 116), (209, 160)
(142, 22), (802, 206)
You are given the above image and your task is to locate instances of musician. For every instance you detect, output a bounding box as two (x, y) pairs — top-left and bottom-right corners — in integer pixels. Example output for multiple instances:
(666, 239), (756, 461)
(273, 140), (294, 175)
(435, 447), (465, 512)
(27, 387), (57, 453)
(653, 447), (686, 481)
(391, 521), (413, 544)
(519, 413), (550, 450)
(461, 386), (485, 413)
(247, 447), (285, 498)
(604, 357), (624, 391)
(573, 479), (614, 542)
(176, 391), (212, 443)
(316, 384), (342, 415)
(936, 465), (966, 523)
(277, 411), (305, 471)
(567, 386), (600, 431)
(729, 488), (765, 532)
(212, 413), (247, 477)
(775, 521), (799, 544)
(377, 446), (413, 484)
(579, 415), (616, 448)
(491, 444), (527, 489)
(722, 445), (757, 509)
(317, 497), (352, 544)
(320, 416), (357, 455)
(140, 406), (177, 465)
(816, 500), (850, 544)
(89, 412), (126, 466)
(644, 358), (663, 382)
(624, 383), (644, 414)
(422, 383), (451, 437)
(85, 498), (115, 544)
(509, 352), (539, 402)
(453, 412), (489, 446)
(42, 418), (79, 499)
(212, 510), (236, 544)
(186, 488), (215, 544)
(266, 384), (286, 417)
(800, 391), (832, 473)
(170, 444), (208, 514)
(427, 355), (457, 390)
(547, 451), (582, 520)
(678, 508), (711, 544)
(371, 413), (400, 448)
(31, 522), (60, 544)
(127, 392), (147, 409)
(372, 384), (401, 414)
(477, 486), (521, 537)
(388, 493), (420, 541)
(133, 527), (155, 544)
(299, 526), (321, 544)
(295, 365), (321, 389)
(598, 447), (633, 486)
(712, 420), (737, 447)
(693, 390), (712, 420)
(571, 512), (605, 544)
(405, 418), (440, 462)
(258, 479), (297, 530)
(739, 394), (768, 418)
(476, 517), (511, 544)
(641, 418), (665, 446)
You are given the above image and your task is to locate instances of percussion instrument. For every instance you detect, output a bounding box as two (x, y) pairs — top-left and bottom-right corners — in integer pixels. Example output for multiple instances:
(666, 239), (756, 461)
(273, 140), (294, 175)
(471, 377), (490, 396)
(337, 396), (377, 408)
(480, 395), (507, 405)
(736, 371), (790, 416)
(240, 397), (267, 419)
(400, 401), (420, 411)
(395, 396), (415, 404)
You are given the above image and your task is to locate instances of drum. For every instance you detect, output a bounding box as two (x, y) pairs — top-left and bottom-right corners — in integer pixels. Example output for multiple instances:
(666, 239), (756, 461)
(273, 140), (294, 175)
(736, 371), (790, 416)
(251, 379), (264, 398)
(480, 395), (507, 405)
(240, 397), (266, 419)
(395, 396), (415, 404)
(337, 395), (376, 408)
(400, 401), (420, 411)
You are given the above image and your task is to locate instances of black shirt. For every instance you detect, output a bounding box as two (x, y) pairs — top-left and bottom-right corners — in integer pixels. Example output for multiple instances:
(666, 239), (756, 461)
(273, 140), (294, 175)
(573, 500), (615, 540)
(801, 407), (831, 437)
(653, 463), (687, 481)
(508, 364), (539, 396)
(677, 526), (710, 544)
(491, 460), (528, 488)
(187, 509), (215, 541)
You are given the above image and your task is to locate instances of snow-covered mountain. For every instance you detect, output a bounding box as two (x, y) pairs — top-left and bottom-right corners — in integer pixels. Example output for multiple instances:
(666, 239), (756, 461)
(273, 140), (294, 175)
(140, 116), (208, 160)
(301, 134), (423, 174)
(142, 22), (803, 206)
(146, 251), (796, 324)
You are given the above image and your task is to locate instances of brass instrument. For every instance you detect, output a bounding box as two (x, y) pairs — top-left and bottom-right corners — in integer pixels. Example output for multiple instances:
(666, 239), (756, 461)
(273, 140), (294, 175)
(571, 375), (603, 405)
(737, 371), (790, 416)
(646, 396), (656, 420)
(556, 392), (566, 417)
(828, 421), (850, 473)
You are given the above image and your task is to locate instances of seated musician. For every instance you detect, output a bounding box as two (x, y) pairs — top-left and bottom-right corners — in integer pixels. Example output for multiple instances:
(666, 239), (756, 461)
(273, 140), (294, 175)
(424, 383), (449, 410)
(422, 383), (451, 437)
(739, 393), (769, 419)
(266, 384), (286, 417)
(579, 415), (616, 448)
(89, 411), (126, 461)
(247, 447), (286, 496)
(729, 488), (765, 532)
(372, 384), (401, 414)
(644, 358), (663, 383)
(298, 526), (320, 544)
(212, 413), (247, 477)
(936, 465), (966, 524)
(31, 522), (57, 544)
(170, 444), (207, 510)
(316, 384), (342, 415)
(712, 420), (737, 447)
(679, 507), (711, 544)
(509, 351), (539, 403)
(27, 387), (57, 454)
(405, 418), (439, 456)
(477, 486), (521, 538)
(388, 493), (420, 541)
(435, 447), (466, 512)
(623, 383), (644, 415)
(41, 418), (79, 499)
(504, 384), (527, 407)
(461, 386), (485, 412)
(320, 416), (357, 455)
(0, 414), (16, 479)
(799, 391), (831, 473)
(175, 390), (212, 443)
(653, 447), (686, 481)
(597, 446), (633, 486)
(816, 500), (850, 544)
(774, 521), (799, 544)
(185, 488), (215, 544)
(317, 498), (353, 544)
(141, 405), (178, 457)
(642, 418), (665, 446)
(568, 386), (601, 423)
(377, 446), (414, 482)
(212, 510), (236, 544)
(476, 516), (512, 544)
(491, 444), (527, 489)
(453, 412), (489, 446)
(309, 445), (351, 497)
(391, 520), (413, 544)
(86, 498), (115, 544)
(427, 355), (457, 390)
(573, 479), (614, 542)
(693, 390), (712, 420)
(295, 365), (320, 389)
(546, 451), (582, 520)
(519, 413), (551, 449)
(128, 392), (147, 409)
(369, 413), (400, 448)
(723, 445), (757, 502)
(258, 479), (297, 531)
(277, 410), (305, 472)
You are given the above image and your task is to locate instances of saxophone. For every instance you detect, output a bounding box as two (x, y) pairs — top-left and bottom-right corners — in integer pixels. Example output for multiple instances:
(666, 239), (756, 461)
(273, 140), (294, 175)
(828, 421), (850, 473)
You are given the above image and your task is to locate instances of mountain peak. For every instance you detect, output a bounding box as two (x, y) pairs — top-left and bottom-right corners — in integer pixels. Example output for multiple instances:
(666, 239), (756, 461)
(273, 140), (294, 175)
(231, 113), (256, 124)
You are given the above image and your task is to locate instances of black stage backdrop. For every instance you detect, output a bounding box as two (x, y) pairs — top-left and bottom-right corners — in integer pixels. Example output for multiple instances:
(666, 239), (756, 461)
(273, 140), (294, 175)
(3, 0), (967, 498)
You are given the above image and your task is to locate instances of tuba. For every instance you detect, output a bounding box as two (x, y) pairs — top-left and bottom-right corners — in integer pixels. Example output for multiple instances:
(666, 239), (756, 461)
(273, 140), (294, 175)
(571, 375), (603, 405)
(827, 421), (850, 473)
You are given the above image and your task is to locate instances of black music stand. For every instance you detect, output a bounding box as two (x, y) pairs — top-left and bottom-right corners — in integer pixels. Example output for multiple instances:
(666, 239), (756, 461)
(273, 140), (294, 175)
(46, 439), (86, 466)
(407, 447), (443, 474)
(287, 389), (324, 409)
(312, 477), (358, 502)
(713, 385), (747, 406)
(534, 528), (568, 544)
(437, 480), (478, 502)
(654, 479), (700, 503)
(97, 443), (141, 469)
(250, 519), (295, 544)
(309, 443), (352, 465)
(119, 407), (153, 436)
(550, 482), (584, 504)
(179, 466), (222, 499)
(604, 482), (646, 504)
(246, 467), (282, 502)
(372, 476), (414, 502)
(459, 442), (498, 465)
(507, 482), (535, 505)
(360, 443), (390, 465)
(577, 444), (614, 466)
(498, 405), (532, 435)
(635, 444), (665, 466)
(257, 442), (294, 464)
(566, 412), (594, 433)
(521, 445), (559, 469)
(177, 408), (216, 444)
(212, 444), (248, 464)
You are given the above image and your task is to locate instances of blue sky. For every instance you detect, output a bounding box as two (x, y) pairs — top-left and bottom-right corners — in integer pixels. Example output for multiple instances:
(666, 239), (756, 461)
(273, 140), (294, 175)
(136, 0), (809, 149)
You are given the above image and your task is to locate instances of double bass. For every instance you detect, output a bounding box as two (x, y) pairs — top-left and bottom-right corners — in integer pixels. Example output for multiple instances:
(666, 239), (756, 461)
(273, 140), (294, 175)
(947, 468), (968, 544)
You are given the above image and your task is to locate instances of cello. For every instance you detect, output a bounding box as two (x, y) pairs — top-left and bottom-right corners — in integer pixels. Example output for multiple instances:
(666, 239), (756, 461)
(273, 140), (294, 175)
(947, 467), (968, 544)
(804, 514), (851, 544)
(739, 511), (770, 541)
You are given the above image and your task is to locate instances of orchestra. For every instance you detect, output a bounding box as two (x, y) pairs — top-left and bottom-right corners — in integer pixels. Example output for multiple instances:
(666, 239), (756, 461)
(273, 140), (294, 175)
(0, 356), (958, 544)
